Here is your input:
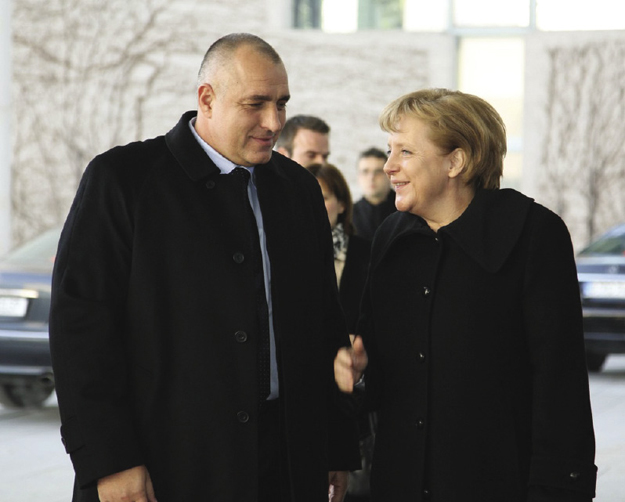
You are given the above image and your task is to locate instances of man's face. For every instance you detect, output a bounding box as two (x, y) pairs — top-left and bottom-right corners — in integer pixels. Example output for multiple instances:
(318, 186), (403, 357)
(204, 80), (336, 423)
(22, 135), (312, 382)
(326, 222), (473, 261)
(357, 156), (391, 202)
(196, 46), (290, 167)
(289, 129), (330, 168)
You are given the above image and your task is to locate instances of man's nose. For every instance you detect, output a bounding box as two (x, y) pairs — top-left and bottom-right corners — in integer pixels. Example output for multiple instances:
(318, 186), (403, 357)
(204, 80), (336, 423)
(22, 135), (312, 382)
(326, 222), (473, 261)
(315, 154), (327, 166)
(262, 106), (283, 132)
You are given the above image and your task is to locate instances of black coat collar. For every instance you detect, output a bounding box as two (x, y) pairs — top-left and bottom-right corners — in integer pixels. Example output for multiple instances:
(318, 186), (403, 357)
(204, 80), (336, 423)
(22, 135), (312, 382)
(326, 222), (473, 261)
(165, 111), (220, 181)
(374, 188), (534, 274)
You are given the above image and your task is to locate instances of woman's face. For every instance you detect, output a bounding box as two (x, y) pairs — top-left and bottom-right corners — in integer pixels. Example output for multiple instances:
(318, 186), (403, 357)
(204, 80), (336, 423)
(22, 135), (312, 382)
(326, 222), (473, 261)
(318, 180), (345, 229)
(384, 116), (456, 221)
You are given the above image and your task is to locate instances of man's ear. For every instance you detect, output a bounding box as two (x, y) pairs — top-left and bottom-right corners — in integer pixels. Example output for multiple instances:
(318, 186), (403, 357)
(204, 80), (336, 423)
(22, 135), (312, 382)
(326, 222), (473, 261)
(197, 83), (215, 118)
(448, 148), (467, 179)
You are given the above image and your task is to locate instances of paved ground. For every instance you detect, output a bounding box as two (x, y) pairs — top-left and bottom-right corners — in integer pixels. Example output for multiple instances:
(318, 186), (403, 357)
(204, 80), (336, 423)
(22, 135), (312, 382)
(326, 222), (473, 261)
(1, 356), (624, 501)
(590, 355), (625, 501)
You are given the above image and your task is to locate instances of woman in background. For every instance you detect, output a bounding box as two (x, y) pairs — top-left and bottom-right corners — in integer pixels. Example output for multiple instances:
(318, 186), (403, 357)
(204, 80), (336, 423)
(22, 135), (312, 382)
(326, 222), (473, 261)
(308, 163), (373, 502)
(309, 163), (370, 338)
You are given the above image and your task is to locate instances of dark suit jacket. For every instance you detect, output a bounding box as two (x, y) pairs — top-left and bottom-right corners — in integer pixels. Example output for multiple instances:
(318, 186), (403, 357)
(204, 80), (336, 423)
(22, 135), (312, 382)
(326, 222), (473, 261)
(49, 111), (359, 501)
(352, 191), (396, 241)
(338, 235), (371, 334)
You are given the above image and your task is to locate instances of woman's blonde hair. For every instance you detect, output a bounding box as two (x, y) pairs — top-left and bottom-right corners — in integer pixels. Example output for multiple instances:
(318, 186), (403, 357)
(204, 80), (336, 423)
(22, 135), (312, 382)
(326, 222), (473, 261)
(379, 88), (506, 190)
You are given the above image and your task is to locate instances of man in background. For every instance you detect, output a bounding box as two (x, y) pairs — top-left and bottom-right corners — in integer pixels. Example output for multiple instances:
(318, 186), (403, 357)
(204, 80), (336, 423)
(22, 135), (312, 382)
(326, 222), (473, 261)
(352, 147), (395, 240)
(276, 114), (330, 168)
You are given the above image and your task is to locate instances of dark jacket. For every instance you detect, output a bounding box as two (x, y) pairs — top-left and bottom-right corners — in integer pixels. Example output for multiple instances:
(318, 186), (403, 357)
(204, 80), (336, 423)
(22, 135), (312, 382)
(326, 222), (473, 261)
(339, 235), (371, 334)
(49, 111), (359, 501)
(360, 188), (597, 502)
(352, 190), (396, 241)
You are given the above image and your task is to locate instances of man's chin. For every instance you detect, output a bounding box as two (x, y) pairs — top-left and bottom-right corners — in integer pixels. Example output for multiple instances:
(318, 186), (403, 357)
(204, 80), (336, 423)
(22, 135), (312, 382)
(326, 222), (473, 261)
(250, 151), (273, 166)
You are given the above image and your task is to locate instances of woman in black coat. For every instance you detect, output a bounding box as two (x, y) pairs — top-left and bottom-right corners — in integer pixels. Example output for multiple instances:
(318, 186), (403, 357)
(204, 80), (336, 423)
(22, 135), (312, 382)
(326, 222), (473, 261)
(335, 89), (597, 502)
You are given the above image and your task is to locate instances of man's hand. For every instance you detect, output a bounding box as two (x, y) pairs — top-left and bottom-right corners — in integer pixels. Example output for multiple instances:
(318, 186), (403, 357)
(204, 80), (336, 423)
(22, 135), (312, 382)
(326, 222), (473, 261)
(97, 465), (157, 502)
(328, 470), (349, 502)
(334, 336), (368, 393)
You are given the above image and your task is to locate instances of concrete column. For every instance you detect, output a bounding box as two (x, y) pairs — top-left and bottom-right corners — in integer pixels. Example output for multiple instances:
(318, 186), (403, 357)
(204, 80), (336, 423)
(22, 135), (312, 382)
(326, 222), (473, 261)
(0, 0), (11, 254)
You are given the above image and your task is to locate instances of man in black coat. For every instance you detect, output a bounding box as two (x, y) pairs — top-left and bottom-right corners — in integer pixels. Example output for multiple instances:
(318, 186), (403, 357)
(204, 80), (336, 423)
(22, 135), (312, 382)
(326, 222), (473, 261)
(352, 147), (395, 241)
(49, 33), (359, 502)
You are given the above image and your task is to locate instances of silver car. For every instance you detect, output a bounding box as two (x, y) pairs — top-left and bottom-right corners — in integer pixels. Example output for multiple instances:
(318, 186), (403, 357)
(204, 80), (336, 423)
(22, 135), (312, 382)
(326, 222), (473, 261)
(577, 223), (625, 372)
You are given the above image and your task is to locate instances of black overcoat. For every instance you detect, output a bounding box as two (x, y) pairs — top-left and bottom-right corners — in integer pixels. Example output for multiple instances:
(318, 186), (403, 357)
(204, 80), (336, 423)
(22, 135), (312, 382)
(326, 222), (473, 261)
(49, 111), (359, 501)
(338, 235), (371, 334)
(360, 188), (597, 501)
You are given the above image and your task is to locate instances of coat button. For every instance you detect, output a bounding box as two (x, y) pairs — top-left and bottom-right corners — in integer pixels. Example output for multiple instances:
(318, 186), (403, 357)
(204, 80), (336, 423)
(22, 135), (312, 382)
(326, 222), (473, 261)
(417, 352), (426, 363)
(423, 286), (431, 297)
(205, 179), (216, 189)
(233, 252), (245, 264)
(423, 489), (431, 499)
(570, 472), (580, 480)
(416, 418), (425, 429)
(234, 330), (248, 343)
(237, 411), (250, 423)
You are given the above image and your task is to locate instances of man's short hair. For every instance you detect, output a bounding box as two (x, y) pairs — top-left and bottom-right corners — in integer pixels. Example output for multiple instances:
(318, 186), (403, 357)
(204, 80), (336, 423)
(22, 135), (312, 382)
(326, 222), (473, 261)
(359, 147), (388, 162)
(275, 115), (330, 156)
(197, 33), (283, 87)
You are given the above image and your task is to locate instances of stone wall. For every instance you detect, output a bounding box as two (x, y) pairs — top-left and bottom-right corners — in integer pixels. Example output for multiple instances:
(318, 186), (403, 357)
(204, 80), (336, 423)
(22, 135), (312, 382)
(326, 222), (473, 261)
(524, 30), (625, 250)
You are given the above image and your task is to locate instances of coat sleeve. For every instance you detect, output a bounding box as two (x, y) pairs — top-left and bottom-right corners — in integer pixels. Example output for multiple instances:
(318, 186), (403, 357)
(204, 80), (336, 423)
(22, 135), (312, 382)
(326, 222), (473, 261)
(49, 155), (144, 487)
(522, 207), (597, 500)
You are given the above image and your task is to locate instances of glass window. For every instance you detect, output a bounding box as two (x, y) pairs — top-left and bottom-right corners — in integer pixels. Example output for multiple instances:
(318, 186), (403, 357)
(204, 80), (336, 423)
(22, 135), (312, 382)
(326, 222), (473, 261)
(458, 37), (525, 188)
(1, 227), (60, 270)
(322, 0), (358, 32)
(358, 0), (403, 29)
(454, 0), (530, 27)
(294, 0), (322, 28)
(537, 0), (625, 31)
(403, 0), (449, 32)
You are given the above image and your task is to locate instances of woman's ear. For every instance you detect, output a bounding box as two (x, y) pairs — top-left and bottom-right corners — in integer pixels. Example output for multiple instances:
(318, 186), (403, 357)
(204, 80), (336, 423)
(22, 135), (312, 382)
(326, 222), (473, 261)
(448, 148), (467, 179)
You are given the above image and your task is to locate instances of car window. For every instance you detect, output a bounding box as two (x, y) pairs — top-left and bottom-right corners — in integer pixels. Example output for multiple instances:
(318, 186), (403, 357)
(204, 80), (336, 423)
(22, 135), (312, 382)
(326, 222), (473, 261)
(579, 226), (625, 257)
(1, 227), (61, 269)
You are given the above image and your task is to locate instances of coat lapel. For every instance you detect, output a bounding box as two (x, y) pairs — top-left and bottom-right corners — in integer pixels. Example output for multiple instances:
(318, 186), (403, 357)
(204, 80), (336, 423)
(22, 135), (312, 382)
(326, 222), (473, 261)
(442, 188), (533, 273)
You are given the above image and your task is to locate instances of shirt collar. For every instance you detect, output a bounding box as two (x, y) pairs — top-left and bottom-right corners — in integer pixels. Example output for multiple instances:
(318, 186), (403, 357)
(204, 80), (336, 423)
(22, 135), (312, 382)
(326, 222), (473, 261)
(188, 117), (255, 176)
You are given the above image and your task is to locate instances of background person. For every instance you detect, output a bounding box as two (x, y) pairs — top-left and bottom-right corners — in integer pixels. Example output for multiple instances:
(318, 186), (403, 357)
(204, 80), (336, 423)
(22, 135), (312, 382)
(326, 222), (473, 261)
(308, 163), (373, 502)
(50, 33), (358, 502)
(276, 114), (331, 167)
(335, 88), (597, 501)
(308, 163), (370, 340)
(352, 147), (395, 240)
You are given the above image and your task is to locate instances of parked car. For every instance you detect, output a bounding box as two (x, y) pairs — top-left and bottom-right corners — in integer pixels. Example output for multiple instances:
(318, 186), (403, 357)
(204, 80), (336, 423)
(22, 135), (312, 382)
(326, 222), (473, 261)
(577, 223), (625, 372)
(0, 227), (59, 407)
